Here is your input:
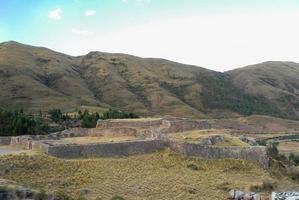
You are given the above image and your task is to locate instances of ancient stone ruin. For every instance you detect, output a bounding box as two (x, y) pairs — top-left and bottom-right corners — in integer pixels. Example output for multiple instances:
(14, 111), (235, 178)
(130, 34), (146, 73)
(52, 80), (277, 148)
(0, 117), (269, 167)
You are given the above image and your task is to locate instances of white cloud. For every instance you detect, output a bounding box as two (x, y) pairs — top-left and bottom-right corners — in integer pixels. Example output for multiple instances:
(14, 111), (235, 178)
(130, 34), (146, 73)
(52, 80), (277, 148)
(48, 8), (62, 20)
(85, 10), (96, 16)
(71, 28), (94, 36)
(46, 10), (299, 71)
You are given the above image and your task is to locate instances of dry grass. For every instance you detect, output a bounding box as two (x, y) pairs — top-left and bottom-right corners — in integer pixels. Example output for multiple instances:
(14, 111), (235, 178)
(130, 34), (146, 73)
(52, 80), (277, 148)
(278, 141), (299, 155)
(171, 129), (249, 147)
(60, 136), (139, 144)
(215, 137), (250, 147)
(172, 129), (231, 140)
(0, 149), (284, 200)
(0, 146), (40, 155)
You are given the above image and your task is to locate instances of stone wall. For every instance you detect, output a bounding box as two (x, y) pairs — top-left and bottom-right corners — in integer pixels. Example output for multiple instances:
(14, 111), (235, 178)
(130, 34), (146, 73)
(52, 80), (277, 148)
(31, 141), (50, 152)
(45, 139), (165, 158)
(10, 136), (33, 149)
(87, 127), (138, 137)
(167, 140), (269, 168)
(0, 137), (11, 145)
(161, 120), (211, 133)
(0, 118), (269, 167)
(96, 118), (163, 129)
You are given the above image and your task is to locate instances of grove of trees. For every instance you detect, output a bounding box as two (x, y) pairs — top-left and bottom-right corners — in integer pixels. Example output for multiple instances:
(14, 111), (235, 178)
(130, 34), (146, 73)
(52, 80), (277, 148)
(0, 107), (138, 136)
(0, 108), (49, 136)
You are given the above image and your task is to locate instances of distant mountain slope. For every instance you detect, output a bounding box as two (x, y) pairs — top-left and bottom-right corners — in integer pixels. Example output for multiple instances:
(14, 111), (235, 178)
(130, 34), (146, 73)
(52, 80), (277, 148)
(228, 61), (299, 119)
(0, 41), (99, 110)
(0, 41), (297, 119)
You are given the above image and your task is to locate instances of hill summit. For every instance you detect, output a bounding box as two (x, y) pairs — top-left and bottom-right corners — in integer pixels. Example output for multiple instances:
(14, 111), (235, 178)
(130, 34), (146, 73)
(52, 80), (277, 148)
(0, 41), (298, 119)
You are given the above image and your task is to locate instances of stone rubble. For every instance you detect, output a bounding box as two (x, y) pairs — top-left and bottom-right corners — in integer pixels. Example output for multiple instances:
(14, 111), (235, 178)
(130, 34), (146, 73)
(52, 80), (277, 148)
(229, 189), (261, 200)
(271, 192), (299, 200)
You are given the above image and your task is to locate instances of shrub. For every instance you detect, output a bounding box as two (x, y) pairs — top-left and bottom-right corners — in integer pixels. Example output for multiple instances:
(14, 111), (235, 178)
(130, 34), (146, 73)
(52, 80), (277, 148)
(187, 163), (199, 171)
(250, 180), (277, 192)
(289, 153), (299, 165)
(0, 185), (8, 193)
(257, 140), (267, 146)
(111, 195), (125, 200)
(267, 143), (279, 159)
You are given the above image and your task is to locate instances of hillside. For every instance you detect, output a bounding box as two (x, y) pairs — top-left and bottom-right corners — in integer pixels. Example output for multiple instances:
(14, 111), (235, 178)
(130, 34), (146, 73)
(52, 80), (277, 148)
(0, 41), (298, 119)
(228, 61), (299, 119)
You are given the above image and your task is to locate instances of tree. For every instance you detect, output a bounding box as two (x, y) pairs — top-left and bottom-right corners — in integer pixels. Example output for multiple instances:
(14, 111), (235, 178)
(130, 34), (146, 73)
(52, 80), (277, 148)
(49, 109), (63, 123)
(81, 112), (99, 128)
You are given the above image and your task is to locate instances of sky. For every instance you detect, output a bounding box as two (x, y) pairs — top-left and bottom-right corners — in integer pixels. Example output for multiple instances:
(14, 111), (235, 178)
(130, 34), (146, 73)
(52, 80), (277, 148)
(1, 0), (299, 71)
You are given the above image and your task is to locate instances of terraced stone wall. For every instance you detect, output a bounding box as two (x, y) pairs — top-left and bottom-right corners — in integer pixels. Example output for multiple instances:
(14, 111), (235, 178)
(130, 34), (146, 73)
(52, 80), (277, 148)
(161, 120), (211, 133)
(166, 140), (269, 168)
(96, 119), (163, 129)
(45, 139), (165, 158)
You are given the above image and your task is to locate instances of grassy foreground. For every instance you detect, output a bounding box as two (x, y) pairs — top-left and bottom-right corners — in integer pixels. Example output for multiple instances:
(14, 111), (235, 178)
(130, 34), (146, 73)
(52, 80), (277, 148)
(0, 149), (289, 200)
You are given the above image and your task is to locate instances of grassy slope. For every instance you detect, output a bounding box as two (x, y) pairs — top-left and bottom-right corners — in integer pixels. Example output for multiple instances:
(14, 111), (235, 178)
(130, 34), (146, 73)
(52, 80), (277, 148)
(0, 41), (99, 112)
(210, 115), (299, 134)
(228, 61), (299, 119)
(0, 150), (294, 200)
(0, 41), (298, 119)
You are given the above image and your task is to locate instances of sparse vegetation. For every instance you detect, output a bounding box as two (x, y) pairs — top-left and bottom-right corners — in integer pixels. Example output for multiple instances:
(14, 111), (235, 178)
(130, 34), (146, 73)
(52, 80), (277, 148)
(250, 180), (277, 192)
(0, 150), (279, 200)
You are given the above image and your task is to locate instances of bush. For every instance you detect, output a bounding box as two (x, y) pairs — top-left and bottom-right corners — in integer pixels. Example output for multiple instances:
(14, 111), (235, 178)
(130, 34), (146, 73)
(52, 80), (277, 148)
(267, 143), (279, 159)
(250, 180), (277, 192)
(289, 153), (299, 165)
(256, 140), (267, 146)
(187, 163), (200, 171)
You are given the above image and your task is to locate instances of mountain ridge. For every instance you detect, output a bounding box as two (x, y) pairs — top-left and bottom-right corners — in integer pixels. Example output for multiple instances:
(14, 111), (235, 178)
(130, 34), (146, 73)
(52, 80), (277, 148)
(0, 41), (298, 119)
